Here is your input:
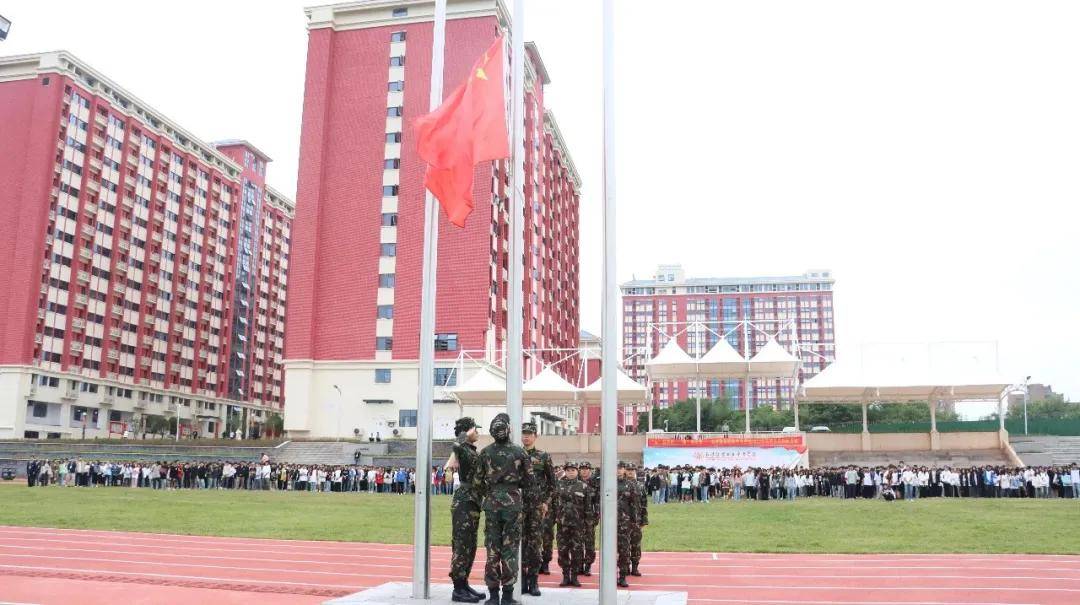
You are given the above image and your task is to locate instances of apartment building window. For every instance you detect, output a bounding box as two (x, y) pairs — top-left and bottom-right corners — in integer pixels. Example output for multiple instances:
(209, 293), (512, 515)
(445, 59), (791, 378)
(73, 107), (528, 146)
(376, 337), (393, 351)
(380, 243), (396, 257)
(384, 158), (400, 169)
(377, 305), (394, 319)
(434, 368), (457, 387)
(399, 409), (417, 428)
(37, 375), (60, 388)
(381, 213), (398, 227)
(31, 403), (48, 418)
(385, 133), (402, 143)
(388, 81), (404, 92)
(434, 333), (458, 351)
(391, 31), (406, 42)
(382, 186), (399, 197)
(375, 369), (392, 383)
(390, 56), (405, 67)
(392, 8), (408, 17)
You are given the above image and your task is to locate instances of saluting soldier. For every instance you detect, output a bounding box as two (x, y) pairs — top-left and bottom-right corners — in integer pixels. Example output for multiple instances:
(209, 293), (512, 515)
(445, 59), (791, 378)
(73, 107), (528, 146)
(474, 413), (535, 605)
(520, 421), (556, 596)
(616, 461), (641, 587)
(628, 462), (649, 577)
(577, 461), (599, 576)
(447, 417), (486, 603)
(554, 460), (587, 587)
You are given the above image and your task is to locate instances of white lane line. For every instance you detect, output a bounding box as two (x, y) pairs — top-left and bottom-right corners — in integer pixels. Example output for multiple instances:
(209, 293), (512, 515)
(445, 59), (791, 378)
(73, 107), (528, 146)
(0, 525), (414, 549)
(0, 563), (371, 590)
(0, 553), (411, 581)
(687, 599), (1039, 605)
(634, 583), (1080, 593)
(0, 536), (415, 561)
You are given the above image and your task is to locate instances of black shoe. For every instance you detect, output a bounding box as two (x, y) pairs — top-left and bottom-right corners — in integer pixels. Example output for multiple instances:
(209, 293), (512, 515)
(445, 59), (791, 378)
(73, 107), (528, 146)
(630, 563), (642, 577)
(580, 564), (592, 577)
(464, 582), (486, 600)
(500, 585), (521, 605)
(484, 585), (499, 605)
(559, 571), (572, 587)
(525, 575), (541, 597)
(452, 579), (482, 603)
(539, 562), (551, 575)
(569, 573), (581, 587)
(617, 575), (629, 588)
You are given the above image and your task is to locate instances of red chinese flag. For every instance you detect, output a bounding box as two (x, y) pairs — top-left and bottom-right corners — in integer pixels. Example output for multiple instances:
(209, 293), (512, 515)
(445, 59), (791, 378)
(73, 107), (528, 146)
(415, 35), (510, 227)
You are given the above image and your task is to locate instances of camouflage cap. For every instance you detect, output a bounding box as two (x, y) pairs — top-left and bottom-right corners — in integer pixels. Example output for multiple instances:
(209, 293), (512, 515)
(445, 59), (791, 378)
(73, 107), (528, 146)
(563, 460), (579, 470)
(578, 461), (592, 470)
(617, 461), (629, 469)
(521, 421), (538, 435)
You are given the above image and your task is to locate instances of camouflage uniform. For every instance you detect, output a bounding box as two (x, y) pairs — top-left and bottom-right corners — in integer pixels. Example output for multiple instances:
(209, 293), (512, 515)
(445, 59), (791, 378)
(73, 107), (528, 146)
(579, 463), (599, 573)
(553, 463), (586, 585)
(475, 414), (535, 591)
(617, 464), (642, 584)
(522, 429), (556, 579)
(449, 423), (482, 583)
(629, 465), (649, 574)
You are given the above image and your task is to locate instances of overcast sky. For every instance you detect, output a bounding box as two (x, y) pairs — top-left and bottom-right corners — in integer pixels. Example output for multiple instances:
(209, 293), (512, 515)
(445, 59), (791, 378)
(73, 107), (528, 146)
(3, 1), (1077, 400)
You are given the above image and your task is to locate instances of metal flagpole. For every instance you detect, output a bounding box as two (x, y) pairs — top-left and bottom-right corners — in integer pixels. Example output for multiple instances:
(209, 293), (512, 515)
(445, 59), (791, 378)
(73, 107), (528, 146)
(600, 0), (618, 602)
(508, 0), (526, 587)
(412, 0), (447, 598)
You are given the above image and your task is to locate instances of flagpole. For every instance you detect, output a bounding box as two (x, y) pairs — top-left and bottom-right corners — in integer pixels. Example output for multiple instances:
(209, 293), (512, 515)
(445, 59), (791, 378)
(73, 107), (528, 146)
(413, 0), (447, 598)
(508, 0), (526, 588)
(599, 0), (619, 602)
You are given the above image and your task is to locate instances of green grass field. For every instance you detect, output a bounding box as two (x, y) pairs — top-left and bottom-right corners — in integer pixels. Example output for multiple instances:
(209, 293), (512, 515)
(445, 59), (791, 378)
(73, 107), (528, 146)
(1, 483), (1077, 554)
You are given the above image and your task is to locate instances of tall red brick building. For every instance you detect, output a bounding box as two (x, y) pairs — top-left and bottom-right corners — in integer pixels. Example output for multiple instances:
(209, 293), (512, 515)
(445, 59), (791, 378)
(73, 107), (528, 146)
(284, 0), (581, 439)
(0, 51), (292, 439)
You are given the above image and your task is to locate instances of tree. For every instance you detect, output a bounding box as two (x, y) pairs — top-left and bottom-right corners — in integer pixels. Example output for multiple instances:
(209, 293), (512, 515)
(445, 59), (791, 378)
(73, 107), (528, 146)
(266, 413), (284, 438)
(637, 397), (737, 433)
(1009, 393), (1079, 420)
(144, 415), (171, 437)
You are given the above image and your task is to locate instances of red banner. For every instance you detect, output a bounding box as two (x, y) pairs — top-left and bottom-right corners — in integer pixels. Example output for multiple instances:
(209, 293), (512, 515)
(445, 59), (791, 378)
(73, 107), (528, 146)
(647, 435), (806, 453)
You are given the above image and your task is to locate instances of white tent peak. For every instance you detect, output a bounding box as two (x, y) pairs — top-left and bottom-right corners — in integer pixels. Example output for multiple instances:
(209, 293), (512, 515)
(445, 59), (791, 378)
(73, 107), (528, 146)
(584, 367), (648, 393)
(700, 338), (746, 363)
(750, 338), (797, 363)
(648, 338), (694, 363)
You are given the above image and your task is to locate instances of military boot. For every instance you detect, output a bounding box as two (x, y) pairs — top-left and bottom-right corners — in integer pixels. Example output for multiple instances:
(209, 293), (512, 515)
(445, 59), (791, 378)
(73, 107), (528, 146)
(500, 585), (521, 605)
(525, 575), (541, 597)
(539, 562), (551, 575)
(451, 579), (481, 603)
(484, 585), (499, 605)
(617, 575), (629, 588)
(580, 564), (592, 577)
(569, 571), (581, 587)
(630, 563), (642, 577)
(464, 581), (485, 600)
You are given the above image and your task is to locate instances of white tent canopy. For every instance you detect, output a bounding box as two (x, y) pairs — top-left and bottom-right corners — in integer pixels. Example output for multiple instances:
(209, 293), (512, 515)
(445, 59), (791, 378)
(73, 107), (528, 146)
(451, 365), (508, 405)
(522, 366), (580, 404)
(644, 339), (697, 379)
(748, 338), (800, 379)
(696, 339), (749, 378)
(582, 367), (649, 403)
(801, 359), (1011, 402)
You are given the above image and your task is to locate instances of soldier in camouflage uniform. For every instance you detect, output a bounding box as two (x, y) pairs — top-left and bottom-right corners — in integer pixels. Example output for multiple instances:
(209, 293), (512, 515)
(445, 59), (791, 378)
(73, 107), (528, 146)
(554, 461), (586, 587)
(448, 417), (484, 603)
(577, 461), (598, 576)
(474, 413), (534, 605)
(519, 421), (556, 596)
(628, 462), (649, 577)
(616, 461), (641, 587)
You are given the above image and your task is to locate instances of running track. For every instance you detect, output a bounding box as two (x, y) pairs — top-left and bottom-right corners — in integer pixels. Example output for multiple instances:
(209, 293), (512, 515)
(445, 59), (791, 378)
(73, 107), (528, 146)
(0, 526), (1077, 604)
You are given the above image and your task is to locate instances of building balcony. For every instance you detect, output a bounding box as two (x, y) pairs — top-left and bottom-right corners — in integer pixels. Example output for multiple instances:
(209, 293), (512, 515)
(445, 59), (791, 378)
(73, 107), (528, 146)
(91, 135), (105, 150)
(113, 283), (126, 295)
(109, 305), (121, 317)
(115, 261), (128, 275)
(34, 333), (43, 345)
(70, 341), (83, 354)
(85, 180), (100, 195)
(84, 201), (99, 215)
(79, 248), (91, 261)
(72, 318), (86, 331)
(74, 294), (89, 308)
(108, 327), (121, 339)
(142, 315), (154, 326)
(139, 358), (151, 367)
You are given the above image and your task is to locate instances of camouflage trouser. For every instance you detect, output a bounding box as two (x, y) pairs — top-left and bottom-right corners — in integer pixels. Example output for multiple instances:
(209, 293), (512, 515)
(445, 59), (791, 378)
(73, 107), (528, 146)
(449, 496), (481, 581)
(582, 521), (596, 567)
(541, 510), (555, 564)
(484, 506), (523, 587)
(630, 524), (643, 565)
(521, 503), (544, 577)
(617, 523), (632, 576)
(556, 522), (582, 574)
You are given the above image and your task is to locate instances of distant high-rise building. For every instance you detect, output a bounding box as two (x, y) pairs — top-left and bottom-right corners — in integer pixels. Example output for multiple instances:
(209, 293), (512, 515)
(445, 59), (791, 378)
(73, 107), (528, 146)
(0, 51), (292, 439)
(621, 265), (836, 430)
(284, 0), (581, 438)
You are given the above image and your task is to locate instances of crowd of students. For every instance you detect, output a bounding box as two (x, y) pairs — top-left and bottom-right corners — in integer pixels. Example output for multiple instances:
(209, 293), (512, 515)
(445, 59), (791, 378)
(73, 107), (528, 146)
(21, 458), (452, 494)
(643, 464), (1080, 502)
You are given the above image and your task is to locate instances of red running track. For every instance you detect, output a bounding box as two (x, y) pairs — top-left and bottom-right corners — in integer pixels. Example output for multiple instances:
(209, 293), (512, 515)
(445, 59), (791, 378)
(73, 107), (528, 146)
(0, 526), (1077, 604)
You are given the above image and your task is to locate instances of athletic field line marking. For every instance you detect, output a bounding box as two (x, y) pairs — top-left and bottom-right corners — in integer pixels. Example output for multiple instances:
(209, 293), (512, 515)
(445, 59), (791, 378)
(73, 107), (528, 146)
(0, 564), (371, 590)
(687, 599), (1039, 605)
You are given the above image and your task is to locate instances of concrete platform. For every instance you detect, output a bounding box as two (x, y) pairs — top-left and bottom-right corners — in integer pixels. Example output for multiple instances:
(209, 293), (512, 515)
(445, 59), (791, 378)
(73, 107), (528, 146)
(325, 582), (688, 605)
